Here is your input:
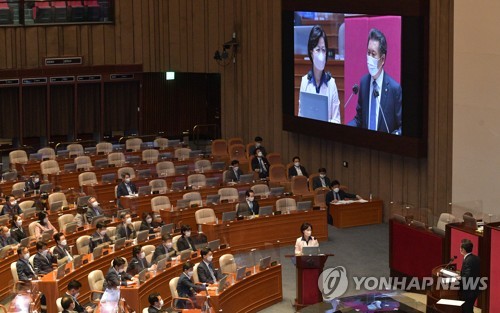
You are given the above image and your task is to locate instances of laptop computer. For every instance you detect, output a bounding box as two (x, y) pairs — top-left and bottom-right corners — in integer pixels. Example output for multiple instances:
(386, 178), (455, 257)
(0, 246), (11, 258)
(259, 206), (273, 216)
(112, 144), (125, 152)
(171, 181), (186, 191)
(64, 222), (78, 234)
(2, 171), (17, 181)
(138, 269), (148, 283)
(176, 199), (190, 209)
(93, 246), (103, 260)
(136, 230), (149, 243)
(20, 237), (31, 248)
(298, 91), (329, 122)
(294, 25), (314, 55)
(156, 258), (167, 271)
(195, 242), (208, 250)
(12, 189), (24, 199)
(141, 142), (154, 150)
(113, 237), (126, 251)
(189, 150), (203, 158)
(39, 183), (53, 193)
(207, 239), (220, 252)
(206, 177), (220, 187)
(206, 194), (221, 205)
(211, 162), (226, 170)
(73, 255), (83, 269)
(138, 186), (152, 196)
(101, 173), (116, 184)
(167, 139), (180, 147)
(56, 264), (66, 279)
(222, 211), (236, 221)
(217, 275), (228, 293)
(302, 246), (320, 255)
(77, 196), (92, 207)
(23, 207), (37, 219)
(50, 201), (64, 212)
(269, 187), (285, 197)
(239, 174), (254, 184)
(238, 190), (247, 202)
(160, 224), (174, 237)
(41, 229), (54, 242)
(91, 216), (109, 227)
(94, 159), (109, 169)
(158, 153), (172, 160)
(179, 250), (191, 262)
(259, 256), (271, 270)
(236, 266), (247, 281)
(64, 163), (77, 172)
(127, 156), (141, 165)
(175, 165), (188, 175)
(297, 201), (312, 211)
(29, 153), (43, 161)
(84, 147), (97, 155)
(57, 150), (70, 158)
(137, 169), (152, 179)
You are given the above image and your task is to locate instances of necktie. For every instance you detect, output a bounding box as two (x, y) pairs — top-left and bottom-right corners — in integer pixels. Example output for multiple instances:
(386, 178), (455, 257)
(207, 263), (217, 282)
(259, 159), (267, 172)
(124, 225), (128, 238)
(27, 260), (35, 274)
(126, 183), (132, 194)
(235, 170), (239, 180)
(369, 80), (378, 130)
(321, 178), (325, 187)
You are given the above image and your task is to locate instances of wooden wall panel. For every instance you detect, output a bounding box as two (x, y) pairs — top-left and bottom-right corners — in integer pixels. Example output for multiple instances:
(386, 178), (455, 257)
(0, 0), (453, 219)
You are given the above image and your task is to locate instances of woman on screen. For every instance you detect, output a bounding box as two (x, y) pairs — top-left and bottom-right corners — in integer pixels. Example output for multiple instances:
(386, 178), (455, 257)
(299, 25), (340, 124)
(295, 222), (319, 255)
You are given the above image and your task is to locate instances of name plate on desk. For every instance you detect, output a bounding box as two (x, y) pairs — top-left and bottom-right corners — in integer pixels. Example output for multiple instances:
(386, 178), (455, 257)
(110, 74), (134, 80)
(77, 75), (102, 82)
(22, 77), (47, 84)
(0, 78), (19, 86)
(44, 57), (83, 66)
(50, 76), (75, 83)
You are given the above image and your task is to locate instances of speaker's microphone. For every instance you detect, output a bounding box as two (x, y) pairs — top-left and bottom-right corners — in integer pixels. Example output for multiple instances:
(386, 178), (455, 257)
(373, 90), (389, 133)
(444, 255), (458, 270)
(344, 84), (359, 108)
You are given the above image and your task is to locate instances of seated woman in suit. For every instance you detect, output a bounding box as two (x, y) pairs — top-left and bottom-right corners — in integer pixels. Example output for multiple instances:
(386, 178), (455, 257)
(139, 212), (162, 234)
(176, 262), (206, 309)
(10, 214), (27, 243)
(176, 225), (196, 252)
(127, 245), (156, 275)
(294, 222), (319, 255)
(33, 212), (58, 240)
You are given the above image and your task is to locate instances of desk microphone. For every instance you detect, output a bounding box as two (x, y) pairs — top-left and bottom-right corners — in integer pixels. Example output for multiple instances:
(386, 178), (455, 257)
(443, 255), (457, 270)
(373, 90), (390, 133)
(344, 84), (359, 108)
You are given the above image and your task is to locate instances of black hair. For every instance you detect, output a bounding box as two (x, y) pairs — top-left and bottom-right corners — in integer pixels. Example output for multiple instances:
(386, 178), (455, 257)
(181, 224), (191, 236)
(11, 214), (21, 228)
(461, 239), (473, 253)
(142, 211), (152, 221)
(17, 246), (27, 255)
(122, 173), (131, 179)
(307, 25), (329, 65)
(245, 190), (254, 197)
(53, 232), (64, 243)
(36, 241), (47, 251)
(6, 194), (14, 202)
(182, 261), (194, 271)
(162, 234), (172, 242)
(292, 156), (300, 162)
(330, 180), (340, 187)
(148, 292), (161, 305)
(38, 211), (47, 224)
(132, 245), (142, 257)
(112, 257), (126, 268)
(318, 168), (326, 173)
(254, 148), (262, 155)
(254, 136), (263, 142)
(61, 295), (74, 310)
(96, 222), (105, 230)
(300, 222), (313, 233)
(367, 28), (387, 58)
(200, 247), (212, 258)
(67, 280), (82, 291)
(231, 160), (239, 166)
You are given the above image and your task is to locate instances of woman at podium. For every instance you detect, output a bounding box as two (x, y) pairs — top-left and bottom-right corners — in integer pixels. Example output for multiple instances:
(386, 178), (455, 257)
(295, 222), (319, 255)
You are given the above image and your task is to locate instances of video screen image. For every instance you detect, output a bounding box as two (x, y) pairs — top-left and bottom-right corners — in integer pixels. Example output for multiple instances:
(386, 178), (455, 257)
(294, 12), (402, 135)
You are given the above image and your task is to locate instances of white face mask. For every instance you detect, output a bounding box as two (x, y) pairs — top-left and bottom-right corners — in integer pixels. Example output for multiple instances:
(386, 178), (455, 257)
(158, 299), (164, 307)
(60, 240), (67, 246)
(313, 50), (326, 71)
(233, 166), (239, 172)
(184, 231), (191, 238)
(247, 197), (254, 202)
(125, 178), (131, 183)
(16, 220), (22, 227)
(367, 55), (381, 77)
(24, 252), (30, 260)
(304, 230), (312, 237)
(4, 231), (10, 238)
(146, 218), (152, 224)
(119, 267), (125, 273)
(100, 230), (107, 236)
(333, 187), (340, 193)
(92, 201), (99, 208)
(43, 218), (48, 224)
(187, 270), (193, 278)
(126, 218), (132, 224)
(255, 142), (261, 147)
(41, 249), (49, 257)
(139, 252), (145, 259)
(257, 152), (263, 157)
(34, 178), (40, 183)
(320, 174), (326, 178)
(207, 255), (213, 262)
(294, 162), (300, 167)
(165, 242), (173, 249)
(10, 200), (17, 206)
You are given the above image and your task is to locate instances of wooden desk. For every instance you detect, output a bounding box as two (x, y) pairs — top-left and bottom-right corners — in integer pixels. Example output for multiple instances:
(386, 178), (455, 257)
(38, 236), (162, 313)
(7, 291), (41, 313)
(201, 209), (328, 253)
(159, 195), (301, 231)
(329, 199), (383, 228)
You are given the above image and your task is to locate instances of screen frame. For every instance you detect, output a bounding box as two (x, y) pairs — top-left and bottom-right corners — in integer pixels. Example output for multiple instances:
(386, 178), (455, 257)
(281, 0), (429, 157)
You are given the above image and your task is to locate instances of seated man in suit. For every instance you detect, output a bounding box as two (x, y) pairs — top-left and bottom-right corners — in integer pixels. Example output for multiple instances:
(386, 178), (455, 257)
(176, 262), (207, 309)
(248, 136), (267, 157)
(33, 240), (56, 275)
(348, 28), (402, 135)
(176, 225), (196, 252)
(1, 195), (23, 218)
(236, 190), (259, 216)
(16, 246), (37, 280)
(225, 160), (243, 183)
(288, 156), (309, 179)
(147, 292), (164, 313)
(0, 225), (18, 248)
(85, 197), (104, 225)
(89, 222), (111, 253)
(251, 148), (270, 179)
(458, 239), (481, 313)
(60, 295), (77, 313)
(53, 232), (73, 261)
(105, 257), (135, 288)
(127, 245), (156, 275)
(65, 280), (94, 313)
(325, 180), (362, 204)
(116, 213), (136, 240)
(197, 248), (223, 284)
(311, 167), (331, 190)
(10, 215), (27, 243)
(116, 173), (138, 198)
(24, 172), (41, 192)
(152, 234), (177, 263)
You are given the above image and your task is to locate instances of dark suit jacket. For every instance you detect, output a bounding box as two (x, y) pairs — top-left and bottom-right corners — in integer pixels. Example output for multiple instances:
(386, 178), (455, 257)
(225, 168), (244, 182)
(89, 231), (111, 252)
(116, 223), (136, 239)
(325, 189), (357, 204)
(127, 256), (150, 275)
(312, 176), (331, 190)
(460, 253), (481, 297)
(176, 236), (196, 252)
(147, 307), (161, 313)
(105, 267), (133, 287)
(10, 226), (27, 243)
(85, 206), (104, 224)
(16, 258), (36, 280)
(116, 181), (138, 198)
(53, 245), (73, 260)
(139, 221), (157, 234)
(248, 145), (267, 157)
(33, 252), (56, 274)
(236, 200), (260, 216)
(251, 157), (270, 178)
(197, 261), (223, 284)
(177, 272), (206, 298)
(1, 204), (22, 217)
(152, 244), (177, 263)
(68, 293), (85, 313)
(0, 235), (18, 248)
(288, 165), (309, 178)
(348, 73), (402, 134)
(25, 179), (41, 191)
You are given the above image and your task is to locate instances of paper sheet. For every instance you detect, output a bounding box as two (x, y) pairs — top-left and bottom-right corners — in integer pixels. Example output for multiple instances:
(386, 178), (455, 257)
(437, 299), (465, 306)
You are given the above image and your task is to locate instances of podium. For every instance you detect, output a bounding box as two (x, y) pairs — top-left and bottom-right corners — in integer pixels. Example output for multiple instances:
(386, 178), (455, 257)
(287, 254), (333, 310)
(426, 264), (462, 313)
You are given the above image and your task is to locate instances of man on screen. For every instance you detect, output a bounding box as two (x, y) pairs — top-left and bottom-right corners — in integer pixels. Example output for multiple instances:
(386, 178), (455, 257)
(348, 28), (402, 135)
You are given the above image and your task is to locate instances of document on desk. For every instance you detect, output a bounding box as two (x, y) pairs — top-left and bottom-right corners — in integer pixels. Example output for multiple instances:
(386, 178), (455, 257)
(439, 269), (459, 277)
(357, 199), (368, 203)
(437, 299), (465, 306)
